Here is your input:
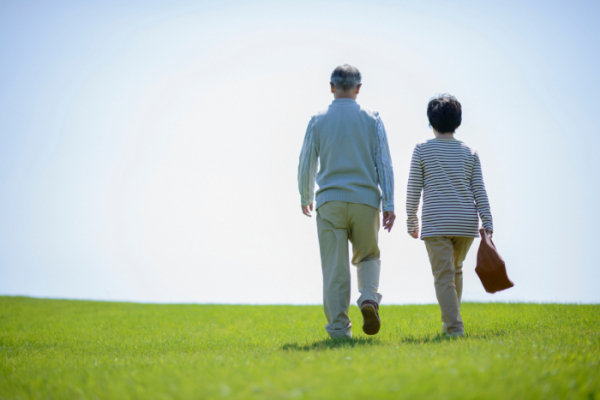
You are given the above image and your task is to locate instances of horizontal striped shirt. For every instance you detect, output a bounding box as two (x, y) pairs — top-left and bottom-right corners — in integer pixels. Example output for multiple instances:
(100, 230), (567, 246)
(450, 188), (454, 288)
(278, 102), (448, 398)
(298, 99), (394, 211)
(406, 138), (493, 238)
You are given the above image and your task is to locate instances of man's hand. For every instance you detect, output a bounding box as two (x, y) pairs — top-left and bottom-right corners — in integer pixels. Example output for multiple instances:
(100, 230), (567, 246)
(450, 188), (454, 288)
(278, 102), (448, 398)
(383, 211), (396, 232)
(410, 228), (419, 239)
(302, 203), (314, 217)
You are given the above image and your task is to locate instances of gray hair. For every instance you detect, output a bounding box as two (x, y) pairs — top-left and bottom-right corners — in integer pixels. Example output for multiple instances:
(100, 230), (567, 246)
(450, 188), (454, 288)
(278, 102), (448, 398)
(330, 64), (362, 91)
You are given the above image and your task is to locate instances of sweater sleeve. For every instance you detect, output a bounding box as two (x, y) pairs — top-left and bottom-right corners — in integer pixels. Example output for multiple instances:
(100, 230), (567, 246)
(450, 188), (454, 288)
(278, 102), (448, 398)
(406, 145), (423, 233)
(298, 118), (318, 206)
(471, 151), (494, 232)
(374, 116), (395, 212)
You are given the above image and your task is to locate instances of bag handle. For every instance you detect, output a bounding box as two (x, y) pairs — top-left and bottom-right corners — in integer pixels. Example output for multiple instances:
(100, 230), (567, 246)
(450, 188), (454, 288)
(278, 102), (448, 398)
(479, 227), (496, 249)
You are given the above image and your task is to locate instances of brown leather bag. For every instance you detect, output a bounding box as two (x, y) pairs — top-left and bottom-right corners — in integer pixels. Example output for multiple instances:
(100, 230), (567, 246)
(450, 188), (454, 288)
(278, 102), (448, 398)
(475, 228), (514, 293)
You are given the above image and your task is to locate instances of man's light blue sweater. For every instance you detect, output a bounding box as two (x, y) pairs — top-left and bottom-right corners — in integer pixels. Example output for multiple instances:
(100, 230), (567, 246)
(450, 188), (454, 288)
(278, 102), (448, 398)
(298, 98), (394, 212)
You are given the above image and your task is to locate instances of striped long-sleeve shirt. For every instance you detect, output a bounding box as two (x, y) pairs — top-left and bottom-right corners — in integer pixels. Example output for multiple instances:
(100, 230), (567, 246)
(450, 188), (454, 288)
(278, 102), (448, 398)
(406, 138), (493, 238)
(298, 98), (394, 212)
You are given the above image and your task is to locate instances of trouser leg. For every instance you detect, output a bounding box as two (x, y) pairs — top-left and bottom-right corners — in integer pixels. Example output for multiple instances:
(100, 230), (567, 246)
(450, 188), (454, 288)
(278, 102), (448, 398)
(317, 202), (352, 339)
(451, 237), (474, 305)
(424, 237), (464, 335)
(356, 259), (382, 306)
(348, 203), (382, 306)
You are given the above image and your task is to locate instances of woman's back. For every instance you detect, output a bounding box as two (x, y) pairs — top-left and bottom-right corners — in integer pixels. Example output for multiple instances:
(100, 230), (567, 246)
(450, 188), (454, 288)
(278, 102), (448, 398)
(406, 138), (492, 238)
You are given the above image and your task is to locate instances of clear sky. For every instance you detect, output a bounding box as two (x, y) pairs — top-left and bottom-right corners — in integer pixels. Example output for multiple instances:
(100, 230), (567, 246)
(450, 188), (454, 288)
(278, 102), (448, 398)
(1, 0), (599, 304)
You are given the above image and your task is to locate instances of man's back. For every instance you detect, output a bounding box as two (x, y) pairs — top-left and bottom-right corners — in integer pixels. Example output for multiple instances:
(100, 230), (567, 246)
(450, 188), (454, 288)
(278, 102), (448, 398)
(311, 98), (381, 210)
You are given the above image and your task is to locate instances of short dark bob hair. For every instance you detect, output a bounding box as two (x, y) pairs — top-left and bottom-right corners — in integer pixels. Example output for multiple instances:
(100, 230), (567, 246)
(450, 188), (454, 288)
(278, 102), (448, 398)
(427, 94), (462, 133)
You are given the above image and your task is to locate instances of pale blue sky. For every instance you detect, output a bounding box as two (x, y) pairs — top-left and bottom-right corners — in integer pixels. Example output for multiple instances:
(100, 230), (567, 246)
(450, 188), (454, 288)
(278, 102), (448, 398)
(1, 0), (599, 304)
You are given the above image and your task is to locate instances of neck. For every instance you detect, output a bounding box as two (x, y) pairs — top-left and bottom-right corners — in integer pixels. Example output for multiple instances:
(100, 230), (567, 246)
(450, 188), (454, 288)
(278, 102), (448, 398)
(433, 129), (456, 140)
(334, 92), (357, 100)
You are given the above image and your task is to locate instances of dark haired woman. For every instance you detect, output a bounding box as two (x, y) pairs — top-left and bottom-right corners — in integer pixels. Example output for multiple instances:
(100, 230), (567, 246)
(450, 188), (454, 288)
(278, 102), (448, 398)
(406, 94), (494, 337)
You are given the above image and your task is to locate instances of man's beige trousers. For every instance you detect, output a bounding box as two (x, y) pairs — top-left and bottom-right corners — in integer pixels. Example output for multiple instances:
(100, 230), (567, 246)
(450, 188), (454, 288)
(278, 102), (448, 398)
(424, 236), (474, 335)
(316, 201), (382, 339)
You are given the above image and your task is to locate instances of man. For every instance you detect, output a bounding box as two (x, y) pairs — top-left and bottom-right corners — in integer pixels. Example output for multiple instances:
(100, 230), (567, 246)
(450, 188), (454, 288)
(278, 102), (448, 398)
(298, 64), (395, 339)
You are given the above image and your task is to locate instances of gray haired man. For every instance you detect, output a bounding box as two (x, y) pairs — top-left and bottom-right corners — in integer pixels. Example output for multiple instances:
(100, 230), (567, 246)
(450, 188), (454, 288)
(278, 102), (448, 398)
(298, 64), (395, 338)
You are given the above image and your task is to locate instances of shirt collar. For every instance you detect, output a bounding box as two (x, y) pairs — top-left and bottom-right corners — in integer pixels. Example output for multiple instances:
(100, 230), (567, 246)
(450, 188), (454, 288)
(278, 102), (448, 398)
(331, 98), (358, 105)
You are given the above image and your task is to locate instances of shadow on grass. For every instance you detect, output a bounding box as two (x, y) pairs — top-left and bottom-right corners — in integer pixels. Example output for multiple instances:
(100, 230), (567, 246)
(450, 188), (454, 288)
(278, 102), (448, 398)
(282, 330), (511, 350)
(282, 337), (381, 351)
(399, 333), (459, 344)
(399, 330), (511, 344)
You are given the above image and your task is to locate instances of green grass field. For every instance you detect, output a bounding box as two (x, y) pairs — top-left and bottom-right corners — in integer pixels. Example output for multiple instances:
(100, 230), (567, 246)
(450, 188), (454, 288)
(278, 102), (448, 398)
(0, 297), (598, 399)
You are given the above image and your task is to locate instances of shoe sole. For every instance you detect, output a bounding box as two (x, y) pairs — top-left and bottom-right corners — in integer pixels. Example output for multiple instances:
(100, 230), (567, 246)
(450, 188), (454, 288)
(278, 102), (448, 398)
(361, 304), (380, 335)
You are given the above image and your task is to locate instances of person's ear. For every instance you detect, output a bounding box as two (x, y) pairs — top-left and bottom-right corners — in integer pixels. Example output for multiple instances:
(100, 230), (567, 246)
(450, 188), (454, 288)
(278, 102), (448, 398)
(330, 82), (335, 93)
(355, 84), (362, 94)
